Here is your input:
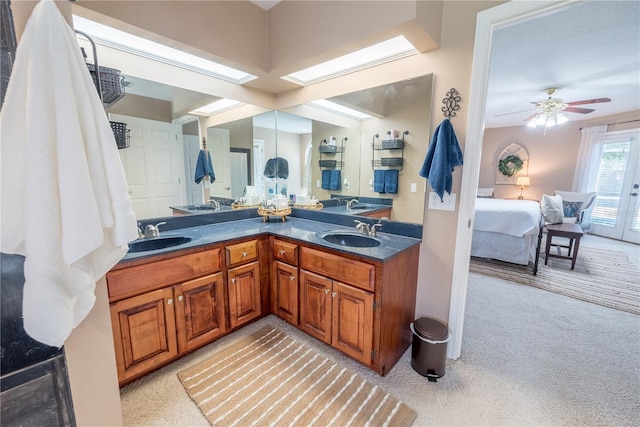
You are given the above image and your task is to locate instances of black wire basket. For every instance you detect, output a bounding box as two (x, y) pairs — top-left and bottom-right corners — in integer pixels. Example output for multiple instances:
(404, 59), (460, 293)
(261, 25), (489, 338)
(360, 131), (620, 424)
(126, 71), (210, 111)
(87, 64), (126, 107)
(110, 121), (130, 149)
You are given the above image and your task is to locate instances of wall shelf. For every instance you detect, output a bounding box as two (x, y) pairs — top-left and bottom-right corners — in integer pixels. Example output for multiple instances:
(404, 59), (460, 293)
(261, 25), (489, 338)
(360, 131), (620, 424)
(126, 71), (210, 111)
(371, 131), (408, 170)
(318, 137), (346, 170)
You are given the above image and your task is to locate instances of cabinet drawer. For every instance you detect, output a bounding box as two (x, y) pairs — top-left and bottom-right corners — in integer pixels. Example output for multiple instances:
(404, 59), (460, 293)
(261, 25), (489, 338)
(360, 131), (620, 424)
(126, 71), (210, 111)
(225, 240), (258, 267)
(300, 247), (374, 292)
(107, 248), (222, 302)
(273, 239), (298, 265)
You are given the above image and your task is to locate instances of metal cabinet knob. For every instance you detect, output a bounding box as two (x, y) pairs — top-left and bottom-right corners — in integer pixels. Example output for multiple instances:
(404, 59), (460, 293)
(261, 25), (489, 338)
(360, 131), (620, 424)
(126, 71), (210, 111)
(242, 251), (248, 257)
(177, 295), (184, 302)
(167, 298), (173, 305)
(230, 278), (236, 283)
(290, 275), (296, 281)
(324, 289), (329, 294)
(331, 292), (337, 298)
(279, 249), (286, 255)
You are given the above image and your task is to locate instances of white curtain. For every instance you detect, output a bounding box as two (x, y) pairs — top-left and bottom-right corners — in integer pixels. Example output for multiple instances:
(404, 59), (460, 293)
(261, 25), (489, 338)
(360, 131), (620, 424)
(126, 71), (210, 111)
(572, 125), (607, 192)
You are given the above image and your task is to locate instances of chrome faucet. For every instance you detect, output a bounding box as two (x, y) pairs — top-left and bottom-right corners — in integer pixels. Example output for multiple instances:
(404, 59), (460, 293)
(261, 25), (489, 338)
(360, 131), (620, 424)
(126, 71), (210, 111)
(144, 222), (166, 238)
(369, 217), (389, 237)
(354, 220), (370, 235)
(137, 223), (145, 239)
(209, 199), (220, 209)
(347, 199), (359, 208)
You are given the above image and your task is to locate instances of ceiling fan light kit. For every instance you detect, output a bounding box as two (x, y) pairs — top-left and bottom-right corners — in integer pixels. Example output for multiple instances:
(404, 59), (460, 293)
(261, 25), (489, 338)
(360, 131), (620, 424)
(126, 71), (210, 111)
(499, 87), (611, 132)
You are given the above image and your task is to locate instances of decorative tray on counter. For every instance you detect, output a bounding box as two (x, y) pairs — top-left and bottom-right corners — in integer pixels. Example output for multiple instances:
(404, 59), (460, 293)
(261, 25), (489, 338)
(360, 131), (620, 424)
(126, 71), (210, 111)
(231, 202), (262, 210)
(257, 206), (291, 222)
(293, 202), (323, 210)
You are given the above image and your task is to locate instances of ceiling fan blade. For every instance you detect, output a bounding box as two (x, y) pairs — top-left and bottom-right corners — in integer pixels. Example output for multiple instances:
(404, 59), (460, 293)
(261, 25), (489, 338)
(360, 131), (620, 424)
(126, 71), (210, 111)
(566, 97), (611, 106)
(522, 113), (539, 122)
(563, 106), (595, 114)
(494, 108), (537, 117)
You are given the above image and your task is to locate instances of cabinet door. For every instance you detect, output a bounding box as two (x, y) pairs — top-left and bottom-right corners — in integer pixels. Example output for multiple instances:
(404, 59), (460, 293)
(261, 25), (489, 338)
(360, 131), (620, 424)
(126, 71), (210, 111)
(332, 282), (374, 366)
(299, 270), (332, 344)
(110, 287), (177, 383)
(272, 261), (298, 325)
(174, 273), (226, 353)
(227, 261), (261, 329)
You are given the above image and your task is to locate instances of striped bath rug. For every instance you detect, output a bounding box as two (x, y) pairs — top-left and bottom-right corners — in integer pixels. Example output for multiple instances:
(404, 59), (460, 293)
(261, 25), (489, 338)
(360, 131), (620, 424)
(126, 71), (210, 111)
(178, 326), (417, 427)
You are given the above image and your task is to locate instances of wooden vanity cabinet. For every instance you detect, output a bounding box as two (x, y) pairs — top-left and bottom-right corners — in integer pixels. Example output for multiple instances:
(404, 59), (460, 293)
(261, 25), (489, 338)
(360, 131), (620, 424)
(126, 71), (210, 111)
(225, 240), (262, 329)
(109, 287), (178, 384)
(173, 273), (226, 353)
(271, 239), (299, 325)
(299, 248), (374, 366)
(298, 244), (419, 376)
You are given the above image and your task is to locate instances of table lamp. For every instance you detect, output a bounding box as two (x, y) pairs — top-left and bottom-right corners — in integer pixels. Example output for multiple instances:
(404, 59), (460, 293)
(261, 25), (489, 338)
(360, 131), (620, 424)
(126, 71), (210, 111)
(516, 176), (530, 200)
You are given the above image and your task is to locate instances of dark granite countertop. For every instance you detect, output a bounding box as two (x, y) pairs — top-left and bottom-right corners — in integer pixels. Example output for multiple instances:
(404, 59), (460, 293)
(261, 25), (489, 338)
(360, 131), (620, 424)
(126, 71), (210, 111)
(320, 203), (391, 216)
(170, 204), (233, 215)
(122, 217), (420, 263)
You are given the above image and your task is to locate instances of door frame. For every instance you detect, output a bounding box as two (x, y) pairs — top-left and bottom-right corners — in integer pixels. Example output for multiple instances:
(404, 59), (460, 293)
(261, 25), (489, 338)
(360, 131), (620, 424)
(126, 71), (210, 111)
(449, 0), (576, 360)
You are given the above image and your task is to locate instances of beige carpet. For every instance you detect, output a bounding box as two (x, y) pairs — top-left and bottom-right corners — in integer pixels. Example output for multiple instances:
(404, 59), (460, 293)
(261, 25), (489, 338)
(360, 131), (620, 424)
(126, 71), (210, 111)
(470, 245), (640, 315)
(177, 326), (417, 427)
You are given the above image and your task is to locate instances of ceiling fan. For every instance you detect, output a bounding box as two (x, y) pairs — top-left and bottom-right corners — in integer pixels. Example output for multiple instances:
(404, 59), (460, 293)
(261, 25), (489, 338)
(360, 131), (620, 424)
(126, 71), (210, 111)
(496, 88), (611, 123)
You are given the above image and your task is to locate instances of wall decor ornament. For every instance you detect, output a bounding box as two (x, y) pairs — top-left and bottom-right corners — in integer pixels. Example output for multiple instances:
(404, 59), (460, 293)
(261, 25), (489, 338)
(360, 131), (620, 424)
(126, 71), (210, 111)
(496, 142), (528, 184)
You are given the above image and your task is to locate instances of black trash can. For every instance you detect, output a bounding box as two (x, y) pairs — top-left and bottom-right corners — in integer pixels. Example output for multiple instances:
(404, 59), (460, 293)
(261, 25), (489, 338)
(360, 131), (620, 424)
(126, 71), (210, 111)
(410, 317), (450, 382)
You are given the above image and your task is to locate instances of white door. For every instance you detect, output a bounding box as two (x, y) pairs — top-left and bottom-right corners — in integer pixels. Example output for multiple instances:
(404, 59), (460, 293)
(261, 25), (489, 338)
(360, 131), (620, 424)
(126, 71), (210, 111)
(253, 139), (265, 198)
(207, 128), (232, 198)
(183, 134), (203, 205)
(115, 114), (186, 219)
(230, 151), (248, 199)
(590, 130), (640, 244)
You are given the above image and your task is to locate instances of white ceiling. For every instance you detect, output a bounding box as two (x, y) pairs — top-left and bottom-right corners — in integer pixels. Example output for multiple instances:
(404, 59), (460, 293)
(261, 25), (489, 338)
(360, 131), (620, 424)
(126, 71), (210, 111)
(485, 1), (640, 129)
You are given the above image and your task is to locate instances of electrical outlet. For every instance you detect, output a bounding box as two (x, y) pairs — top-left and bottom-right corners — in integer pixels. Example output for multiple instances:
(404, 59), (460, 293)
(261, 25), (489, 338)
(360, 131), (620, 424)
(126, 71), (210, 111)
(316, 180), (321, 188)
(410, 183), (417, 193)
(428, 192), (456, 211)
(343, 178), (350, 189)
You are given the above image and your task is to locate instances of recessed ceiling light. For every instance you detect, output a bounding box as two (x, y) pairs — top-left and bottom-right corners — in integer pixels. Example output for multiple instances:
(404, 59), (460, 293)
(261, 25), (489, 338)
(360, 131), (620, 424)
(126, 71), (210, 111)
(73, 16), (257, 85)
(308, 99), (374, 120)
(189, 98), (243, 116)
(282, 36), (418, 86)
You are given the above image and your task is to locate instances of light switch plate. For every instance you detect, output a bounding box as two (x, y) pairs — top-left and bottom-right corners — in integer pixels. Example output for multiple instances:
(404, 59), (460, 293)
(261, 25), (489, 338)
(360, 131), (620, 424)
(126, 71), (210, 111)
(428, 192), (456, 211)
(410, 183), (417, 193)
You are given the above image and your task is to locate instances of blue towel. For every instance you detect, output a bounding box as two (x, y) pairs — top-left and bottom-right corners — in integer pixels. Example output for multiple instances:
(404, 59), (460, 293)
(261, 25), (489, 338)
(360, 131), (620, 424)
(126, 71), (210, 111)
(384, 169), (398, 194)
(194, 149), (215, 184)
(329, 170), (341, 191)
(419, 119), (463, 201)
(373, 170), (386, 193)
(321, 170), (331, 189)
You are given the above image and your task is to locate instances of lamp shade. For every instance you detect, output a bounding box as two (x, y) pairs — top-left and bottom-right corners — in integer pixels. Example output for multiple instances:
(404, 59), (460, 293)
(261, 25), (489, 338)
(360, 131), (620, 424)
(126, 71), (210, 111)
(516, 176), (530, 186)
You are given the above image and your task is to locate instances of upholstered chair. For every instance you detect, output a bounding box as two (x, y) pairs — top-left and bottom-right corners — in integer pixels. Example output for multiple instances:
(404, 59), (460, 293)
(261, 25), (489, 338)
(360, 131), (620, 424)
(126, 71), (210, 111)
(554, 190), (598, 231)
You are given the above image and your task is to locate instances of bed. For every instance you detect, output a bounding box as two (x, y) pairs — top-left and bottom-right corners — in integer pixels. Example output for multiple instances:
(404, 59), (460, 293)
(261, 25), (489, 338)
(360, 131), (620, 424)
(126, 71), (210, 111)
(471, 198), (544, 274)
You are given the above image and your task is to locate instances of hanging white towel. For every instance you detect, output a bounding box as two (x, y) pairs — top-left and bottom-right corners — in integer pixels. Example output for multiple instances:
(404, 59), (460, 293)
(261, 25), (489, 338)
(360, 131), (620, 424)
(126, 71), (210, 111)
(0, 0), (138, 347)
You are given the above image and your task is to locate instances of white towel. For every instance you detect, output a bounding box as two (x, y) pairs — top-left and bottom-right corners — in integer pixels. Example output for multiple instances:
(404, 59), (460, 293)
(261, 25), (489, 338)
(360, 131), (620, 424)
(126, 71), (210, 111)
(0, 0), (138, 347)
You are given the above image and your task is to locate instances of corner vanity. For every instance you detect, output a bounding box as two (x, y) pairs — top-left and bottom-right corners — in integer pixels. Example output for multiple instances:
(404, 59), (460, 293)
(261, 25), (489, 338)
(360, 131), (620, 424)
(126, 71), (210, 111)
(106, 214), (420, 386)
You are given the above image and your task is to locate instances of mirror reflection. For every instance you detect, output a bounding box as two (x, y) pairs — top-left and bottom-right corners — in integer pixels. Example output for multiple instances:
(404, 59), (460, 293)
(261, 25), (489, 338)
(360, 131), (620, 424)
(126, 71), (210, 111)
(108, 72), (432, 224)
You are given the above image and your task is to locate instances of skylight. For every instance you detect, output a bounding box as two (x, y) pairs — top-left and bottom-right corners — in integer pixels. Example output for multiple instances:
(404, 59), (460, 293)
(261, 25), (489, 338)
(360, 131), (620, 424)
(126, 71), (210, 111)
(282, 36), (419, 86)
(73, 16), (257, 85)
(189, 98), (243, 116)
(308, 99), (374, 120)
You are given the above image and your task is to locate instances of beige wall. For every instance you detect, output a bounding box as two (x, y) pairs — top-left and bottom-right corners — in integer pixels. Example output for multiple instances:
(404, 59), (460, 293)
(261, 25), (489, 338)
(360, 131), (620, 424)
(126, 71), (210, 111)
(481, 109), (640, 201)
(414, 1), (504, 324)
(108, 94), (173, 123)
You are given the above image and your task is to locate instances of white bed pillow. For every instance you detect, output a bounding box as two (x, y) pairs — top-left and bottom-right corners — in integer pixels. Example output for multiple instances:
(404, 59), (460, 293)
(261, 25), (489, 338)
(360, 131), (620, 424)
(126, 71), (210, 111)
(477, 187), (495, 198)
(541, 194), (563, 224)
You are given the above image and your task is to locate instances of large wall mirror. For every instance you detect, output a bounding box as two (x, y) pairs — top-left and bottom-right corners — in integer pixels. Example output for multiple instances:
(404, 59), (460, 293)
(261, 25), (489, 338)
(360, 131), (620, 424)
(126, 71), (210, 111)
(106, 74), (433, 224)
